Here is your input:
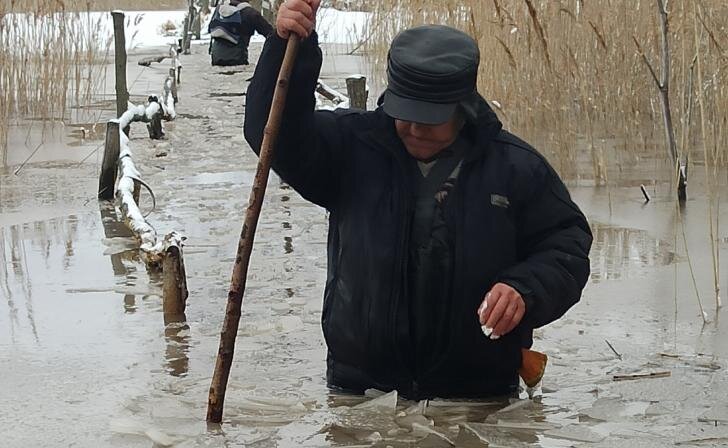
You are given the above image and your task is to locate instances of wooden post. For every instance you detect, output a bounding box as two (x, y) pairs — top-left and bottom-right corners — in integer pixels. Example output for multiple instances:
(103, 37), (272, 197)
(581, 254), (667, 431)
(346, 75), (368, 110)
(147, 98), (165, 139)
(98, 121), (120, 200)
(147, 112), (164, 139)
(263, 0), (276, 23)
(207, 36), (300, 424)
(169, 68), (179, 103)
(163, 236), (188, 317)
(181, 18), (190, 55)
(192, 8), (202, 40)
(111, 11), (129, 126)
(182, 1), (194, 54)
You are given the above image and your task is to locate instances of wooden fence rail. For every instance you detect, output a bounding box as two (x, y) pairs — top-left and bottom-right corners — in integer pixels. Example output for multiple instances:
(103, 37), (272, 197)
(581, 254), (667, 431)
(99, 9), (187, 317)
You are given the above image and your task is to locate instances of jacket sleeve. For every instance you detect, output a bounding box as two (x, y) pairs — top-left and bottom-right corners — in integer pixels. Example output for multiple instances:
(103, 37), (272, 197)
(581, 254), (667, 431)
(498, 163), (592, 329)
(244, 32), (344, 210)
(252, 10), (274, 37)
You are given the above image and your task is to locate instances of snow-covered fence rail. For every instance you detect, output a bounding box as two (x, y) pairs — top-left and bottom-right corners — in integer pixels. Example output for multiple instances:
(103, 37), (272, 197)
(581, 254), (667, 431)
(113, 11), (179, 132)
(137, 43), (183, 73)
(97, 107), (188, 316)
(316, 75), (368, 110)
(316, 80), (349, 107)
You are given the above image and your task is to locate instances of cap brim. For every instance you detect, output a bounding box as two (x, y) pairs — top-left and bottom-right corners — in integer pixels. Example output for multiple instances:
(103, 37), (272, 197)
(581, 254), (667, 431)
(382, 90), (457, 125)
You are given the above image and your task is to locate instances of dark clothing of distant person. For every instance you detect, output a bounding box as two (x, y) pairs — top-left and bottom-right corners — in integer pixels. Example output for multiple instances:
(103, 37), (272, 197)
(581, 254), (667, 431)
(209, 0), (273, 66)
(244, 27), (592, 400)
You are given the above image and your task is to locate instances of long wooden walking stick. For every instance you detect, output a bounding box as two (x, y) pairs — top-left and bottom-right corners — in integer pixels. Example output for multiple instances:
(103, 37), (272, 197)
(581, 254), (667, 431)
(207, 36), (300, 424)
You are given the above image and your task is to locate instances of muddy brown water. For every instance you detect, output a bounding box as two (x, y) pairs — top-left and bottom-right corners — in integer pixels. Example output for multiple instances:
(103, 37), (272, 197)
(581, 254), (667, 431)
(1, 39), (728, 447)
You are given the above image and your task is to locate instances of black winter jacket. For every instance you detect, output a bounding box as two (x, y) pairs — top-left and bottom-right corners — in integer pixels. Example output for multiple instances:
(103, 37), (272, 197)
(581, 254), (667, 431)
(244, 34), (592, 399)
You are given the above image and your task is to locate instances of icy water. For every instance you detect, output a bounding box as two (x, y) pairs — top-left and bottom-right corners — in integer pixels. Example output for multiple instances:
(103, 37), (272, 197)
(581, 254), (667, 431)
(2, 39), (728, 447)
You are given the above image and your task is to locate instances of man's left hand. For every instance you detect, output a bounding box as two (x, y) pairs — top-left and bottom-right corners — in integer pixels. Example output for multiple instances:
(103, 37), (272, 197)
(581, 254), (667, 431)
(477, 283), (525, 339)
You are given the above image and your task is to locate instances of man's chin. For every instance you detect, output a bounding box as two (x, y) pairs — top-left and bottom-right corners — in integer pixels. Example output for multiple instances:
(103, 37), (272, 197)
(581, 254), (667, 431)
(405, 145), (442, 162)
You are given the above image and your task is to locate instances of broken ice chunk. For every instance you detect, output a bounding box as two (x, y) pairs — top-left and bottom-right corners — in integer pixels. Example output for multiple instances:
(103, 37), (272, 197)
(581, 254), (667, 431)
(412, 423), (455, 446)
(698, 403), (728, 423)
(395, 413), (434, 430)
(271, 302), (290, 315)
(275, 315), (304, 333)
(495, 399), (534, 414)
(353, 390), (398, 412)
(545, 424), (606, 443)
(455, 423), (490, 447)
(144, 428), (178, 447)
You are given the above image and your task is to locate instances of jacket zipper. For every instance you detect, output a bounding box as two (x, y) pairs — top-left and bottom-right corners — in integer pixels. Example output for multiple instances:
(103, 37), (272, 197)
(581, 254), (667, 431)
(391, 151), (417, 397)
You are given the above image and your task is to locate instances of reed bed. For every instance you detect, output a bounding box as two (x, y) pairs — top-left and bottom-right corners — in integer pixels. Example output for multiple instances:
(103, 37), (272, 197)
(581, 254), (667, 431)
(366, 0), (728, 184)
(0, 0), (112, 166)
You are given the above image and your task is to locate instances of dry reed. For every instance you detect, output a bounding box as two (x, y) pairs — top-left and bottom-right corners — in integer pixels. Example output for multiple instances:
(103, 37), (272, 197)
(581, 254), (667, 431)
(0, 0), (112, 166)
(365, 0), (728, 184)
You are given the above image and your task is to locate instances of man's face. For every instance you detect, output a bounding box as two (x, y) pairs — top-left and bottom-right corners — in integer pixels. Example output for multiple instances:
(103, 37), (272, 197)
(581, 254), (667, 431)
(395, 115), (462, 161)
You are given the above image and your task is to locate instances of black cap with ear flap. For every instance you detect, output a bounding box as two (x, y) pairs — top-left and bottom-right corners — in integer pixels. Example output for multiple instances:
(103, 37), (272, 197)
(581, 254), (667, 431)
(383, 25), (480, 125)
(458, 91), (481, 124)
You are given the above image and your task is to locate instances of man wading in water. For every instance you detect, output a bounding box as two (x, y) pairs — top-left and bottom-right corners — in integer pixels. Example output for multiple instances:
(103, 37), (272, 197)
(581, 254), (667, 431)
(244, 0), (592, 399)
(208, 0), (273, 66)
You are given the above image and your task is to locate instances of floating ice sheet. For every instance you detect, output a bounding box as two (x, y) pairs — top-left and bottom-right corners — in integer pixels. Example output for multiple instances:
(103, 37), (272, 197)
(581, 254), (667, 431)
(545, 424), (606, 443)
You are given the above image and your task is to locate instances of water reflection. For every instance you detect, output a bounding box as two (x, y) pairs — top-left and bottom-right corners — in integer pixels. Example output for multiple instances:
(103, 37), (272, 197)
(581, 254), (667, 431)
(123, 294), (137, 314)
(6, 225), (39, 343)
(164, 313), (190, 377)
(589, 222), (677, 283)
(0, 227), (19, 343)
(99, 201), (133, 277)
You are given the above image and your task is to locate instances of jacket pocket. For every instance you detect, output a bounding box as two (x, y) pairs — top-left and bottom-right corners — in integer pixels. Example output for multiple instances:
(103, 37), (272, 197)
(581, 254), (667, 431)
(321, 276), (369, 368)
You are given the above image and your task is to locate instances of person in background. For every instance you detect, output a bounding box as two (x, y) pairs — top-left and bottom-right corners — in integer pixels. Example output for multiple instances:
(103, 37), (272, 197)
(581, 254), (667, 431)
(209, 0), (273, 66)
(245, 0), (592, 399)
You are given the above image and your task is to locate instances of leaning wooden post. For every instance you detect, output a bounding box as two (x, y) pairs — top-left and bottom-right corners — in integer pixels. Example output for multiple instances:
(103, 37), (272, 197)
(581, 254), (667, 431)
(163, 233), (188, 318)
(346, 75), (368, 110)
(207, 36), (300, 424)
(169, 68), (179, 103)
(98, 121), (120, 200)
(111, 11), (129, 132)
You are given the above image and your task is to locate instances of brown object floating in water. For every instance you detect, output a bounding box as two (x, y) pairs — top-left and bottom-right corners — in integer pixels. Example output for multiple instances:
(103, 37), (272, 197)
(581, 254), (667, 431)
(519, 348), (548, 388)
